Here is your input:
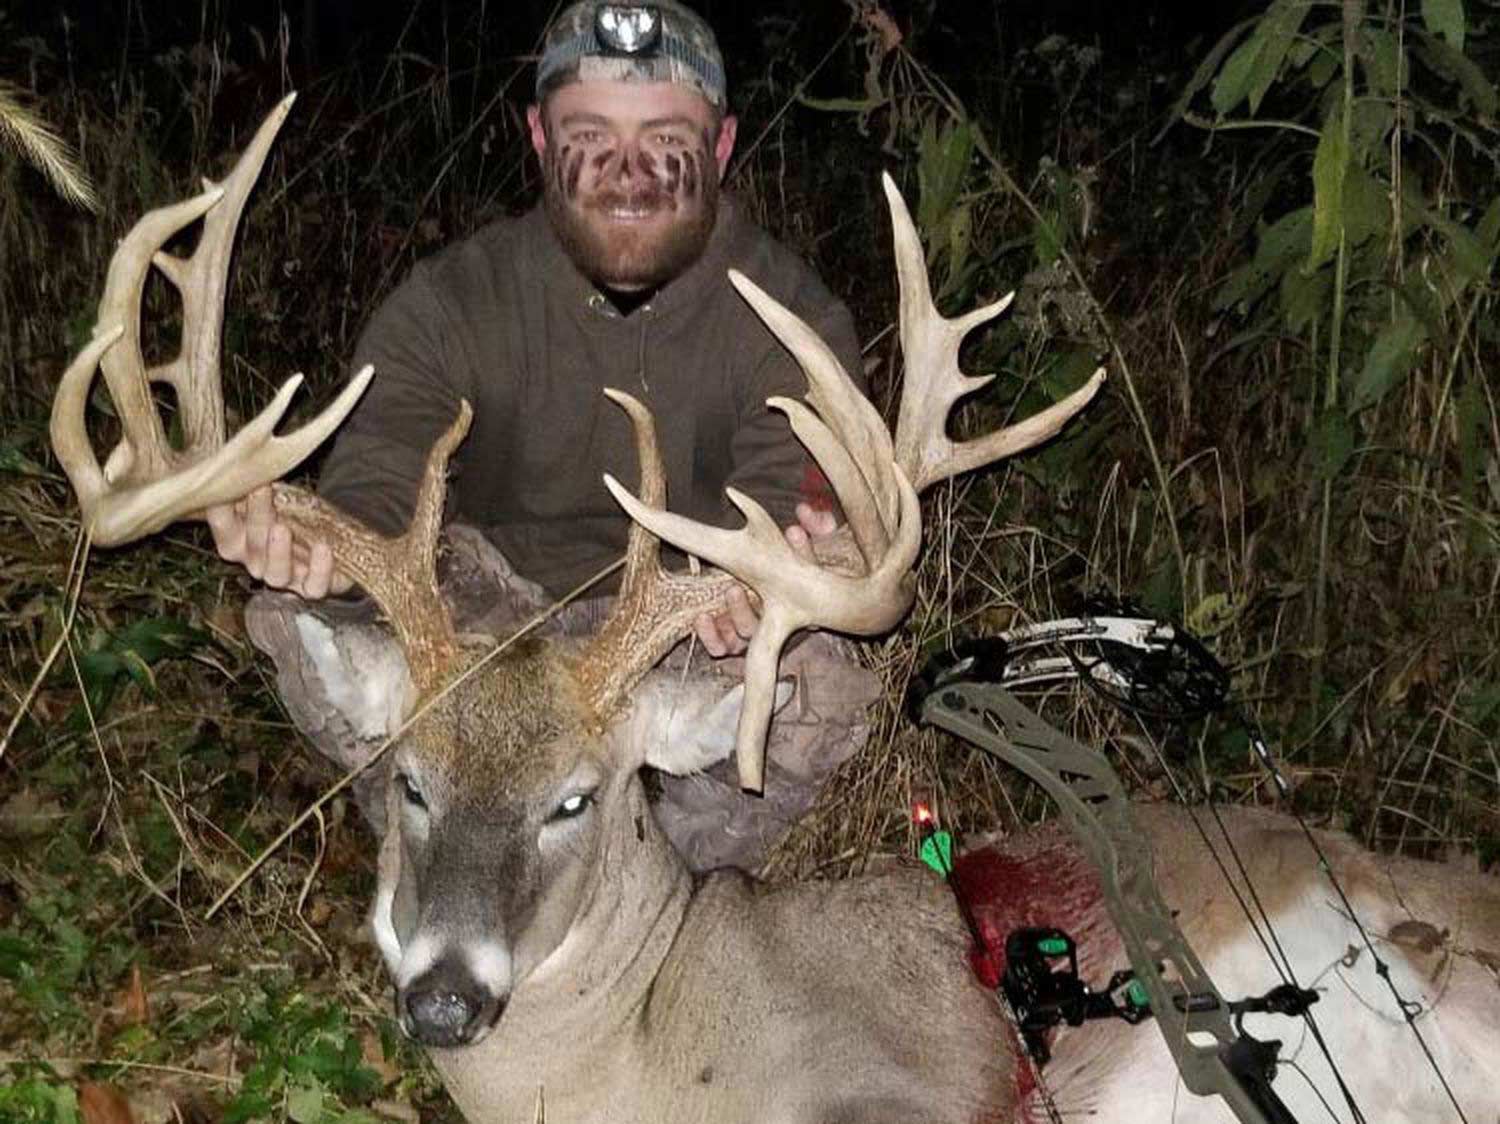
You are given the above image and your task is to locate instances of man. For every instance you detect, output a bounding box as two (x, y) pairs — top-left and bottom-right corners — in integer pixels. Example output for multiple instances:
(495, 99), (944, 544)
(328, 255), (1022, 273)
(215, 0), (879, 868)
(210, 0), (863, 659)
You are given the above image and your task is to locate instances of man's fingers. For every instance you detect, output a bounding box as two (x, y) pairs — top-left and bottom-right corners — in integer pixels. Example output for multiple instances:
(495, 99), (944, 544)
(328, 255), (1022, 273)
(204, 485), (343, 599)
(785, 501), (836, 562)
(263, 523), (294, 589)
(715, 614), (748, 655)
(242, 487), (276, 578)
(784, 522), (813, 561)
(725, 586), (758, 640)
(695, 612), (729, 658)
(301, 540), (335, 601)
(205, 501), (247, 562)
(795, 501), (837, 538)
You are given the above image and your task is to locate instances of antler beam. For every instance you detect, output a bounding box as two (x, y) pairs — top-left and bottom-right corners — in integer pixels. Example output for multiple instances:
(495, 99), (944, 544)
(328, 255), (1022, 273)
(593, 172), (1106, 793)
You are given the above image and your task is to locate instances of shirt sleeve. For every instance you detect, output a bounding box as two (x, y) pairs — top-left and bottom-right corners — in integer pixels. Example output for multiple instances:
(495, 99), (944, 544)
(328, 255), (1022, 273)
(316, 265), (469, 536)
(724, 279), (866, 529)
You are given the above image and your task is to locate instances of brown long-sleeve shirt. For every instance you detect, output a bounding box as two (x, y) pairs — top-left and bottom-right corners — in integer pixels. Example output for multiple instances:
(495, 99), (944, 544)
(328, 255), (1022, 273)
(318, 197), (864, 599)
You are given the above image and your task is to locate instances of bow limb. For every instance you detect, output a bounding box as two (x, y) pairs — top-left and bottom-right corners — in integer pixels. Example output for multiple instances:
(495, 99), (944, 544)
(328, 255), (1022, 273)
(921, 681), (1298, 1124)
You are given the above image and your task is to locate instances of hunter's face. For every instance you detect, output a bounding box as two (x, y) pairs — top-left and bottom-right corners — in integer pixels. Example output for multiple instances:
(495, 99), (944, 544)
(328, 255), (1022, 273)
(530, 81), (736, 291)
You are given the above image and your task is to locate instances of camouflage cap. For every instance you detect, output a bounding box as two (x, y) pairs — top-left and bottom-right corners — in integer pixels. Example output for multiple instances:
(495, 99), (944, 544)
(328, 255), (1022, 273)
(536, 1), (726, 110)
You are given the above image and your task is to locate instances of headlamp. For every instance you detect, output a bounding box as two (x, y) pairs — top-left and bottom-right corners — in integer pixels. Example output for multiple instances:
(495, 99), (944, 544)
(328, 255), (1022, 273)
(595, 5), (662, 55)
(536, 0), (725, 109)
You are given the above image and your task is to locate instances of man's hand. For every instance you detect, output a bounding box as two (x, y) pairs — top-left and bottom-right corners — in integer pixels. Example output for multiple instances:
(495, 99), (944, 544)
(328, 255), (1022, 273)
(206, 485), (353, 599)
(692, 501), (836, 657)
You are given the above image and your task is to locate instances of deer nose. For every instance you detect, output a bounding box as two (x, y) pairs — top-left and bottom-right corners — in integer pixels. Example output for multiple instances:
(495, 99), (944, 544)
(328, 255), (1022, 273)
(401, 970), (506, 1047)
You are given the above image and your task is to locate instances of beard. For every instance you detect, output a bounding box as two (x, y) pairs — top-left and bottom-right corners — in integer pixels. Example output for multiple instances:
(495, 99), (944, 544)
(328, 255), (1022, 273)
(543, 159), (719, 290)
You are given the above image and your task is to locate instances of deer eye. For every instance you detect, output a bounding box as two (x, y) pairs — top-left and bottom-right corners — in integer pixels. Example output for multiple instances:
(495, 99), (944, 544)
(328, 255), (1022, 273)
(398, 772), (427, 811)
(551, 792), (594, 821)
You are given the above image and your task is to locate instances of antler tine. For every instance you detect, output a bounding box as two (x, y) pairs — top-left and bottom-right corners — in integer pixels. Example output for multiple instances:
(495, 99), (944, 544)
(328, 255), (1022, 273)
(573, 390), (742, 727)
(167, 92), (299, 455)
(271, 404), (472, 695)
(883, 172), (1106, 492)
(50, 93), (371, 546)
(606, 388), (677, 600)
(728, 271), (899, 567)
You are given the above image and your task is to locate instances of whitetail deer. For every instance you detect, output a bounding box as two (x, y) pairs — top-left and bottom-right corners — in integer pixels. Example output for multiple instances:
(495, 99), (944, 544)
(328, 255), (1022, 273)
(52, 96), (1497, 1123)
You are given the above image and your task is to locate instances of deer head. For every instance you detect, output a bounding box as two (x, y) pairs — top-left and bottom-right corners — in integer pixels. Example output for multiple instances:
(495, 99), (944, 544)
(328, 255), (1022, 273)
(52, 98), (1104, 1053)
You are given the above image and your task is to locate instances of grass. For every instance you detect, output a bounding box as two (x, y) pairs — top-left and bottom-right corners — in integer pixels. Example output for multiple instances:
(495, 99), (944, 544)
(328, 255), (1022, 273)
(2, 1), (1498, 1119)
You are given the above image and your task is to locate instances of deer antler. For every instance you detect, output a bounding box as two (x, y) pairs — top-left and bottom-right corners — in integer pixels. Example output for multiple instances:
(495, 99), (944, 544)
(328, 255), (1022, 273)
(886, 175), (1105, 491)
(51, 94), (466, 692)
(49, 92), (372, 546)
(590, 172), (1105, 793)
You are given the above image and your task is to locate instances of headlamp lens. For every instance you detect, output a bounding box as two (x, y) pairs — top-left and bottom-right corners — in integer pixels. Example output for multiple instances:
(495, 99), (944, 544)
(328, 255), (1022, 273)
(595, 5), (661, 54)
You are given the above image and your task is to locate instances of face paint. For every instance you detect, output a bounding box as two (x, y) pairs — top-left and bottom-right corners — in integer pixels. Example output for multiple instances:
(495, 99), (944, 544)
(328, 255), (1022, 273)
(541, 112), (720, 291)
(554, 145), (587, 202)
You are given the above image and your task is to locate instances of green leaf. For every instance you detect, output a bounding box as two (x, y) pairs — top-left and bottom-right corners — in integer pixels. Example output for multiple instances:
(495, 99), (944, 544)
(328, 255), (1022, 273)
(938, 200), (976, 301)
(1281, 261), (1330, 333)
(1186, 593), (1238, 638)
(114, 616), (207, 663)
(1358, 28), (1406, 96)
(287, 1083), (327, 1124)
(1210, 37), (1262, 115)
(1347, 313), (1425, 413)
(1414, 32), (1497, 117)
(1458, 374), (1484, 506)
(1422, 0), (1466, 50)
(0, 439), (43, 474)
(1341, 165), (1388, 248)
(1463, 682), (1500, 728)
(1307, 41), (1340, 89)
(1141, 560), (1183, 620)
(1157, 15), (1261, 139)
(0, 933), (37, 978)
(1348, 99), (1395, 163)
(1216, 206), (1313, 314)
(916, 118), (975, 243)
(1248, 0), (1311, 113)
(223, 1092), (275, 1124)
(1312, 411), (1356, 480)
(119, 648), (159, 691)
(1209, 1), (1311, 115)
(0, 1080), (81, 1124)
(1307, 103), (1349, 272)
(795, 93), (889, 115)
(1477, 197), (1500, 252)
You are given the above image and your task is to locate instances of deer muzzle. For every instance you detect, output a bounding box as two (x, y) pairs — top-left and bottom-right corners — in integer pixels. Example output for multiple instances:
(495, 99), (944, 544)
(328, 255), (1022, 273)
(400, 954), (509, 1047)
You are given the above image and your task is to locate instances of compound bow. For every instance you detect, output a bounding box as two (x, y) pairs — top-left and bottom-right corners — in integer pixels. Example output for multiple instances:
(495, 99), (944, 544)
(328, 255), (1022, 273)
(908, 599), (1468, 1124)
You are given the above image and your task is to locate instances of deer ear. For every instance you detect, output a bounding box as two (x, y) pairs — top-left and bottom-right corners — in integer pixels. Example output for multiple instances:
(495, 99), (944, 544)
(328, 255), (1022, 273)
(245, 590), (416, 836)
(638, 673), (797, 776)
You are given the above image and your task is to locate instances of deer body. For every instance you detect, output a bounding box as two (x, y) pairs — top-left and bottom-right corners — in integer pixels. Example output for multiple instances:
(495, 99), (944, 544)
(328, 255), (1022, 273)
(362, 642), (1497, 1124)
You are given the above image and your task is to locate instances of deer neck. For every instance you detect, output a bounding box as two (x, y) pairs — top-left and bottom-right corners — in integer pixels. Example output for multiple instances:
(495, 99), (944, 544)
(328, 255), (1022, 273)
(550, 767), (693, 1003)
(432, 769), (691, 1120)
